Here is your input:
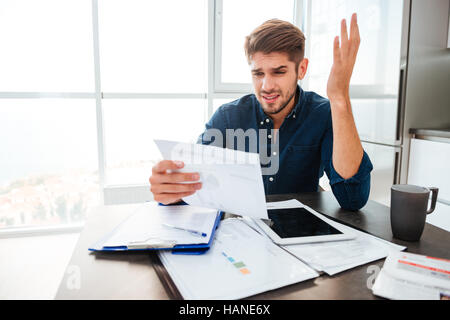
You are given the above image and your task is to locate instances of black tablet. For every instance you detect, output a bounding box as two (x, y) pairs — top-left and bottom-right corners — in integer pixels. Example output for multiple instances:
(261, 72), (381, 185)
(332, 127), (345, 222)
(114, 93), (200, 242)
(254, 206), (355, 245)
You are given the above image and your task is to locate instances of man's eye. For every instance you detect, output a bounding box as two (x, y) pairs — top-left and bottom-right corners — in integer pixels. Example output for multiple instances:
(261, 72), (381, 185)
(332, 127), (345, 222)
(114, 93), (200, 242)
(253, 73), (264, 77)
(275, 71), (286, 74)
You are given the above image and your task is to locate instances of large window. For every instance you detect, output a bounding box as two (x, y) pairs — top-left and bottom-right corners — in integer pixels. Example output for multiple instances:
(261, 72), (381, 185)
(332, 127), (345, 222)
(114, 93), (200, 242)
(0, 99), (99, 228)
(97, 0), (208, 188)
(218, 0), (296, 86)
(103, 99), (207, 186)
(2, 0), (394, 231)
(0, 0), (305, 231)
(215, 0), (298, 92)
(97, 0), (207, 93)
(305, 0), (403, 96)
(0, 0), (209, 230)
(304, 0), (405, 145)
(0, 0), (95, 92)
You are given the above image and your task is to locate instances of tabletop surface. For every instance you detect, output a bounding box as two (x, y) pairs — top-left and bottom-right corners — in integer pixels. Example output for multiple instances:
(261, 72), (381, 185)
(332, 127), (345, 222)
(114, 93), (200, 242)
(55, 191), (450, 300)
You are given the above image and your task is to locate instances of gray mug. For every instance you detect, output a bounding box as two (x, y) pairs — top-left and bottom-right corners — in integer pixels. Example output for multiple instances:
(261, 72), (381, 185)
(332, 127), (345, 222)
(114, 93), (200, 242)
(390, 184), (439, 241)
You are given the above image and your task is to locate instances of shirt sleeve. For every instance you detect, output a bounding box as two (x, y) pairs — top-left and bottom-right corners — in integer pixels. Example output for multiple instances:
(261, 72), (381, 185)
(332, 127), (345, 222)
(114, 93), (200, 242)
(320, 114), (373, 211)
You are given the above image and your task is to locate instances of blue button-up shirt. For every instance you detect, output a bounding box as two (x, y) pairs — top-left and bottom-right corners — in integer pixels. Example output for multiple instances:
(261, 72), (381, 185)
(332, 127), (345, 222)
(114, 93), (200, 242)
(198, 86), (373, 211)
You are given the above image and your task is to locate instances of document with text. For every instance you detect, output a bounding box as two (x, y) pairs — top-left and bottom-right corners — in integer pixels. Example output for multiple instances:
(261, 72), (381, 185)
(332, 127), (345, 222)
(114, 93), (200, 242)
(158, 218), (319, 299)
(90, 202), (219, 250)
(372, 251), (450, 300)
(246, 199), (406, 275)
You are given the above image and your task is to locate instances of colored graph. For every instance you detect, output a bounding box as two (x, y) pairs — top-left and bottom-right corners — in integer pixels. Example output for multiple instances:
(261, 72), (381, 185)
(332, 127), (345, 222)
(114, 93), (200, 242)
(222, 251), (251, 275)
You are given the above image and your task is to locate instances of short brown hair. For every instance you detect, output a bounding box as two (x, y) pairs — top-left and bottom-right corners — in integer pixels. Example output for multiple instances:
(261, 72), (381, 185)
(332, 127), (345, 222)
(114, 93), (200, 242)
(244, 19), (306, 66)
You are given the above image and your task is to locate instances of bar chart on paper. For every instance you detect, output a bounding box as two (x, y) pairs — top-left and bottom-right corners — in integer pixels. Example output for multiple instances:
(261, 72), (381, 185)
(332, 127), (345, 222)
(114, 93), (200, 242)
(158, 219), (319, 299)
(221, 251), (251, 275)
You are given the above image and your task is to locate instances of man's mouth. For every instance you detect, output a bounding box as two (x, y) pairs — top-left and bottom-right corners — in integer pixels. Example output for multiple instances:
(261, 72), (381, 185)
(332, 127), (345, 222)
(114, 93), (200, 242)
(262, 94), (280, 104)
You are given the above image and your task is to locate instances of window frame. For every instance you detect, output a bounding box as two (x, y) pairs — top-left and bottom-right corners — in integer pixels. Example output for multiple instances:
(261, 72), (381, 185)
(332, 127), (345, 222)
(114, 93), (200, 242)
(0, 0), (302, 236)
(302, 0), (405, 105)
(213, 0), (305, 93)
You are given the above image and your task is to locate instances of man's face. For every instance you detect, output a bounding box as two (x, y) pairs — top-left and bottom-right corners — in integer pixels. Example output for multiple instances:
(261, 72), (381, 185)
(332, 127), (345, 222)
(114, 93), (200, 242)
(250, 51), (300, 115)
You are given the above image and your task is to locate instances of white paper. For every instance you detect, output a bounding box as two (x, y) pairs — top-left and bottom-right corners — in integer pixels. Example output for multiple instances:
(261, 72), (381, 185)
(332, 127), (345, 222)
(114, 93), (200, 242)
(372, 251), (450, 300)
(100, 202), (218, 247)
(158, 219), (319, 300)
(284, 225), (405, 276)
(154, 139), (268, 219)
(286, 238), (387, 268)
(224, 200), (308, 241)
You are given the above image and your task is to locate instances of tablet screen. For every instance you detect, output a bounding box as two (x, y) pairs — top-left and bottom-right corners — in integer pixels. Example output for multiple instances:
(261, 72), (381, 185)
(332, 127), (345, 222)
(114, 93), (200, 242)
(266, 208), (342, 238)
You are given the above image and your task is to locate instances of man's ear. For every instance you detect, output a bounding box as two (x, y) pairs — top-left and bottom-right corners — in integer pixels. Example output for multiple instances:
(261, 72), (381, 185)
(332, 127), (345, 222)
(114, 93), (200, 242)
(297, 58), (309, 80)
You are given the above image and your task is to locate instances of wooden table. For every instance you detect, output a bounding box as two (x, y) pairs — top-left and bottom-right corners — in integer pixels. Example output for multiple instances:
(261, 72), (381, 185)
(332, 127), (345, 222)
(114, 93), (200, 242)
(55, 191), (450, 300)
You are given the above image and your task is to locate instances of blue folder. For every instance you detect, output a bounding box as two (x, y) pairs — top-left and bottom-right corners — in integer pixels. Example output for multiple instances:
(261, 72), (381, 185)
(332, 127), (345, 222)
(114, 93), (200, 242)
(88, 205), (222, 255)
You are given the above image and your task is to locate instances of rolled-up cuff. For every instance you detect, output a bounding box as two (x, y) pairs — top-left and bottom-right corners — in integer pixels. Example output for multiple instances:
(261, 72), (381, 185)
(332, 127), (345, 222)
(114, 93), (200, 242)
(328, 151), (373, 185)
(158, 200), (188, 206)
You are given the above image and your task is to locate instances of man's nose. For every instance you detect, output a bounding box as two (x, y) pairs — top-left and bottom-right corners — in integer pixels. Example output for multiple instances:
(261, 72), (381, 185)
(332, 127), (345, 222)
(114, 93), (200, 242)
(262, 76), (276, 93)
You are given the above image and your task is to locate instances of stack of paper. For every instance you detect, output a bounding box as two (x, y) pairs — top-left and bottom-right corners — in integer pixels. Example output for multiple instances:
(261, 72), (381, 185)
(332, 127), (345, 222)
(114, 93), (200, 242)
(158, 219), (319, 300)
(89, 202), (220, 251)
(283, 224), (406, 275)
(244, 200), (406, 276)
(372, 251), (450, 300)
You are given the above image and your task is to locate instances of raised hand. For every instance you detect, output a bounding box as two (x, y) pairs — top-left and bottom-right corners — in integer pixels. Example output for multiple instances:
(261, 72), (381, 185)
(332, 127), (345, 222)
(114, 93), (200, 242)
(326, 13), (364, 180)
(326, 13), (360, 105)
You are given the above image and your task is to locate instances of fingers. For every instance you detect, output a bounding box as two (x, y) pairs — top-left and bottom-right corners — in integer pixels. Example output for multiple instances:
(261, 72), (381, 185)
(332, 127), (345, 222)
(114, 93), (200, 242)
(149, 160), (202, 205)
(152, 160), (184, 174)
(152, 184), (200, 205)
(151, 182), (202, 194)
(340, 18), (349, 49)
(350, 13), (359, 40)
(151, 171), (200, 184)
(336, 14), (360, 61)
(154, 191), (196, 205)
(349, 13), (361, 55)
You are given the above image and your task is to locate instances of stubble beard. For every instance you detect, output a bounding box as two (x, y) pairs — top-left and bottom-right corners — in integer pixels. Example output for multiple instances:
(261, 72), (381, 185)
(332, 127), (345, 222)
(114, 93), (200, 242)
(260, 80), (298, 115)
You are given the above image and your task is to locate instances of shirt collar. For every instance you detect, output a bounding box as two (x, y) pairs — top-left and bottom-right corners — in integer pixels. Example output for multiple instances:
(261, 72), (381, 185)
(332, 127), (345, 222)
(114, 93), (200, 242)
(286, 86), (304, 119)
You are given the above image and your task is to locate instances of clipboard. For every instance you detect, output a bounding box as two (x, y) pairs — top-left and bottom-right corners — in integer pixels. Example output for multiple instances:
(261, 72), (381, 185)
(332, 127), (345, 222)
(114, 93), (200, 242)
(88, 203), (223, 255)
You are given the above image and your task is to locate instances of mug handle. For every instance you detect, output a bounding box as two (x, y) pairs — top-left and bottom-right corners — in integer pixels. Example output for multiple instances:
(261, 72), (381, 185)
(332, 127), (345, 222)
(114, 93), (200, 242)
(427, 187), (439, 215)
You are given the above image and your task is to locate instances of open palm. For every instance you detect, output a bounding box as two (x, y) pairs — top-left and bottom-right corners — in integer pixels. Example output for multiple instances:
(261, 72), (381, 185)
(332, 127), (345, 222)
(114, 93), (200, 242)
(327, 13), (360, 103)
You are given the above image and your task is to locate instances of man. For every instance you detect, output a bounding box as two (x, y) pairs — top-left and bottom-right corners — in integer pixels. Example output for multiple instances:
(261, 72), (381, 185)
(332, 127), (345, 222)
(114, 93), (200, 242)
(150, 14), (373, 211)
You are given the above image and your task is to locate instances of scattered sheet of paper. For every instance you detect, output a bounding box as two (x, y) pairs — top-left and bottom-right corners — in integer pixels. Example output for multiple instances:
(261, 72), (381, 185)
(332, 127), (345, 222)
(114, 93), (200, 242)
(100, 202), (218, 248)
(372, 251), (450, 300)
(258, 199), (406, 275)
(154, 139), (268, 219)
(283, 220), (405, 275)
(158, 219), (319, 300)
